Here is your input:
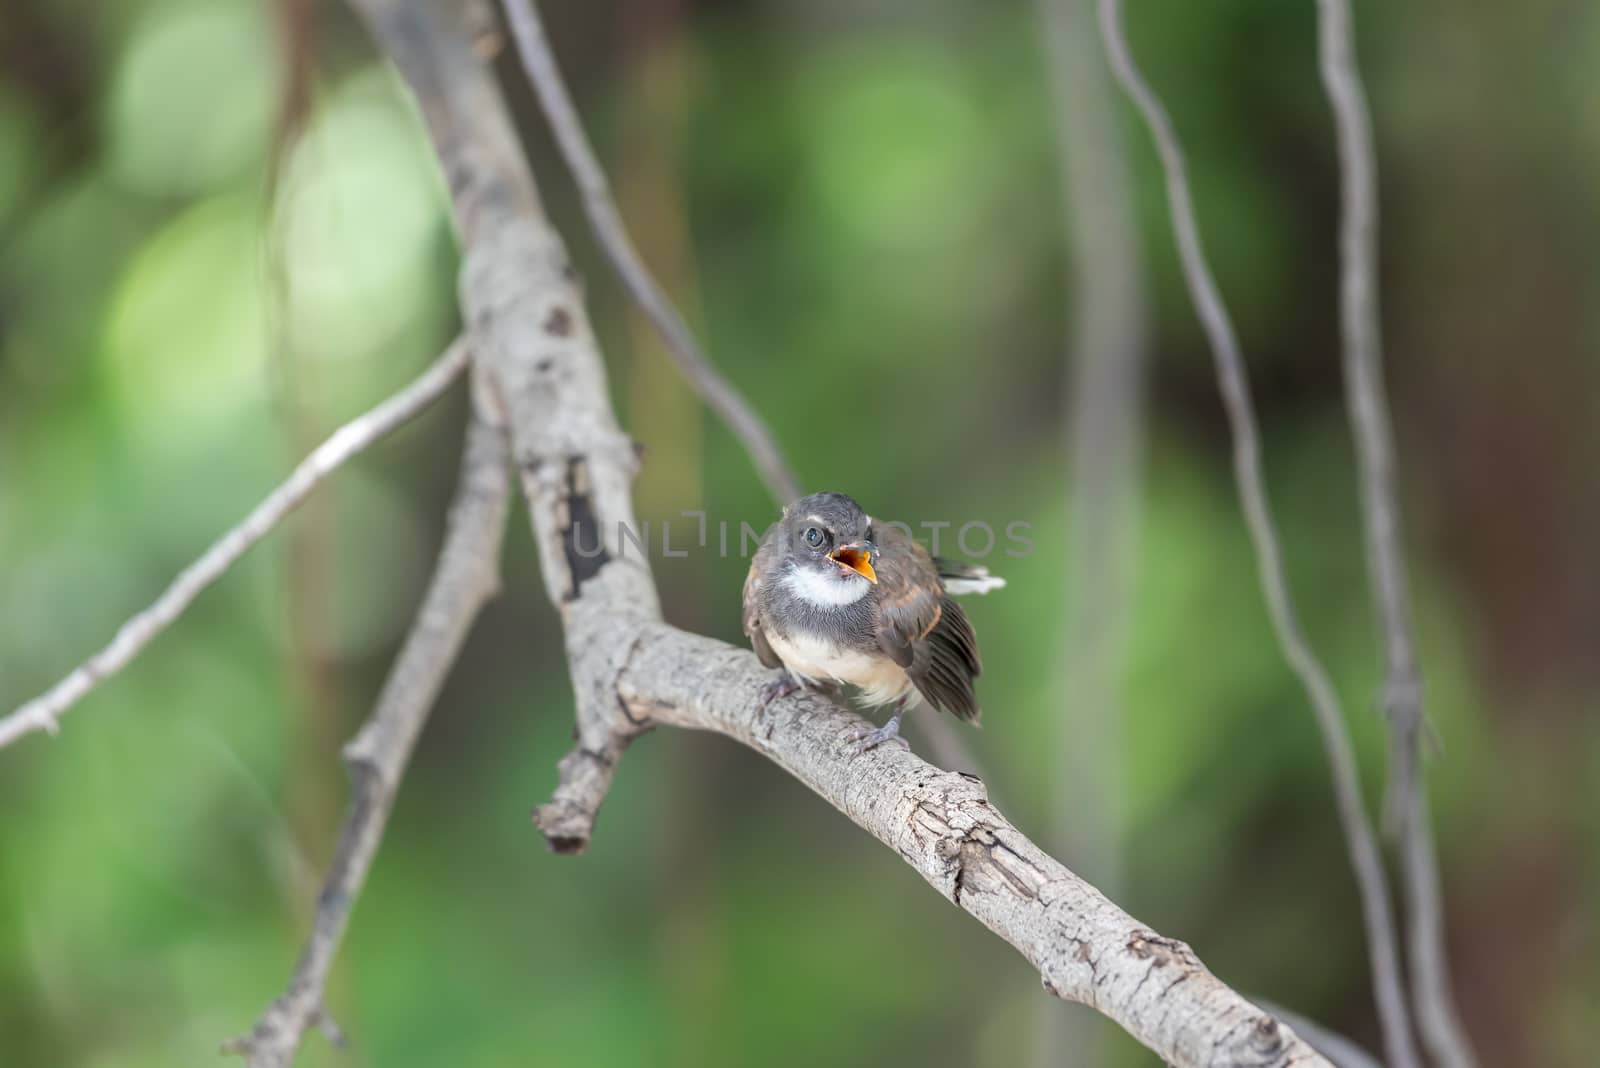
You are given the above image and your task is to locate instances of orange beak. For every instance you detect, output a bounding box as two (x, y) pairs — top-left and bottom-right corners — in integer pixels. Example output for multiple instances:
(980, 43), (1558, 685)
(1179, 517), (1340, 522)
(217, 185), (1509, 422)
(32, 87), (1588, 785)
(828, 542), (878, 584)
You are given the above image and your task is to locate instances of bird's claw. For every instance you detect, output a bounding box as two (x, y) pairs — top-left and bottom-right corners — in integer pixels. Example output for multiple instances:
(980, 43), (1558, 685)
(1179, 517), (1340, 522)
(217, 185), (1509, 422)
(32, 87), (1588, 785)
(758, 673), (803, 713)
(846, 717), (905, 752)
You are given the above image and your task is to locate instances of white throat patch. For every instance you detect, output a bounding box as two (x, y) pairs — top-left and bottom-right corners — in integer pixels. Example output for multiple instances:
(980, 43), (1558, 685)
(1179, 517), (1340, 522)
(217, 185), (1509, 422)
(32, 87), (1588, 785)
(782, 562), (871, 607)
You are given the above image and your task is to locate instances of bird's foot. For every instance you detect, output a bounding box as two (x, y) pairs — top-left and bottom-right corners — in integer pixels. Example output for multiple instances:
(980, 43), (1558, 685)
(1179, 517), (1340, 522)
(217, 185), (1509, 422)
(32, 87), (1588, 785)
(847, 704), (908, 752)
(757, 672), (803, 713)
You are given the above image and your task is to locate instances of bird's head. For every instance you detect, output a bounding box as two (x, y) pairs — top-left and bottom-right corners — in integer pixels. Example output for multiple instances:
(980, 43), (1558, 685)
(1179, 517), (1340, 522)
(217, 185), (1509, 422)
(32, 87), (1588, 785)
(783, 492), (878, 585)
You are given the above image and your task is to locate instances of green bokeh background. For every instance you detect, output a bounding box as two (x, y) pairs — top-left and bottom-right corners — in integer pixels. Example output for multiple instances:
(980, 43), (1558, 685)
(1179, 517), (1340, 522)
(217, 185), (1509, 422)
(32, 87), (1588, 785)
(2, 1), (1596, 1065)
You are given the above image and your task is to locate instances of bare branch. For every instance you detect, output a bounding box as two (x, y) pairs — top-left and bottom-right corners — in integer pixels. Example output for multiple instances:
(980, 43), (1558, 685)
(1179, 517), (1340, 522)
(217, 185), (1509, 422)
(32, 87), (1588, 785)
(1094, 3), (1421, 1066)
(616, 625), (1333, 1068)
(224, 413), (512, 1068)
(0, 339), (471, 751)
(499, 0), (801, 505)
(341, 2), (1334, 1062)
(1314, 3), (1477, 1065)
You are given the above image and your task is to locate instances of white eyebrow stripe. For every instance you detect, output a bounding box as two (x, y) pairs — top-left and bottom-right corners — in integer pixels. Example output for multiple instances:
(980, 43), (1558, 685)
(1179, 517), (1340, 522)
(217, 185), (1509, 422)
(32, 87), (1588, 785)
(802, 516), (828, 527)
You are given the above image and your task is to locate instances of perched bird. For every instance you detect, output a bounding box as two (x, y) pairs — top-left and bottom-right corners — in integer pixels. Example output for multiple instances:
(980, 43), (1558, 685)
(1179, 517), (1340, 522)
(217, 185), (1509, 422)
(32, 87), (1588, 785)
(742, 492), (1005, 749)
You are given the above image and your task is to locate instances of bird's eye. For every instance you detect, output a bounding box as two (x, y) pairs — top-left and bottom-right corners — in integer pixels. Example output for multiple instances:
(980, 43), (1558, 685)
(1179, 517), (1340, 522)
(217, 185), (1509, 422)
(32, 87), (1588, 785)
(804, 527), (824, 548)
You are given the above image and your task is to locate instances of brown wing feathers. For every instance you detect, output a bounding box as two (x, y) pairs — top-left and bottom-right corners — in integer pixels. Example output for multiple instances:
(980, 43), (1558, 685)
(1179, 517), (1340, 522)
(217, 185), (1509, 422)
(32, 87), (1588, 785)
(742, 527), (783, 669)
(872, 525), (983, 722)
(913, 596), (982, 722)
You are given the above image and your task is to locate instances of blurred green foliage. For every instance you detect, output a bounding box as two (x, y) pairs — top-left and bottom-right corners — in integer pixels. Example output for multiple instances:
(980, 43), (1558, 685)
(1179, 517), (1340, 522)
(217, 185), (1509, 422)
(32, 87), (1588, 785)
(2, 1), (1596, 1066)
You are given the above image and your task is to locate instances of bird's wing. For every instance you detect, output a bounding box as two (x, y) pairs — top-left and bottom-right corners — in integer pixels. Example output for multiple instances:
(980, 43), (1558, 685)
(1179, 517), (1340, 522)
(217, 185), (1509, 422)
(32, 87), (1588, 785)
(873, 525), (983, 721)
(743, 523), (784, 670)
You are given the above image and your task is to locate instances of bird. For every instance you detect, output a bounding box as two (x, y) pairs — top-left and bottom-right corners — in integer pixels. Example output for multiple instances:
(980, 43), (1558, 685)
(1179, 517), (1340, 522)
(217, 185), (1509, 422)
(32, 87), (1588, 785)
(742, 491), (1005, 749)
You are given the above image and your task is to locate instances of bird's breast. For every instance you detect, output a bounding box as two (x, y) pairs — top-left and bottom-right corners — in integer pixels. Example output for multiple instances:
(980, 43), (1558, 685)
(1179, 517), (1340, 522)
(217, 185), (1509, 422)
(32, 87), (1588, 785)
(763, 627), (912, 708)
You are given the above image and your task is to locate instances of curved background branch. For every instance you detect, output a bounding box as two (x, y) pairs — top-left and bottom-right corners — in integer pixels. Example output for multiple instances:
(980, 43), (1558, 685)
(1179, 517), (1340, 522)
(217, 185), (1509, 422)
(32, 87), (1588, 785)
(1096, 2), (1420, 1066)
(1314, 3), (1478, 1065)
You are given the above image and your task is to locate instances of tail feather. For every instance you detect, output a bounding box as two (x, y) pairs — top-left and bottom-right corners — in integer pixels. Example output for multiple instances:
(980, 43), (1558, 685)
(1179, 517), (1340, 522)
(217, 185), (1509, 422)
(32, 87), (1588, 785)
(936, 558), (1006, 596)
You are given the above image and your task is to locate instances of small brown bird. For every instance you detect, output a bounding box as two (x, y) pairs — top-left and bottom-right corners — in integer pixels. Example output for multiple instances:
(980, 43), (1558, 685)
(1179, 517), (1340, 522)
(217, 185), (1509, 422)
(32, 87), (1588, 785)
(742, 492), (1004, 748)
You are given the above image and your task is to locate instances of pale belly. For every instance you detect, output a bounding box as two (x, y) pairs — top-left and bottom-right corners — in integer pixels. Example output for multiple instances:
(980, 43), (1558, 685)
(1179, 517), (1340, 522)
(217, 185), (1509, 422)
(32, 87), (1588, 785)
(764, 628), (913, 707)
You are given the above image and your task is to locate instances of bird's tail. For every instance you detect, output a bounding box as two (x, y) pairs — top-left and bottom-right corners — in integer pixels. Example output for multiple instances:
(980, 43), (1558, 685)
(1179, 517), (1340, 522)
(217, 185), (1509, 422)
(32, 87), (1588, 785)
(936, 559), (1006, 596)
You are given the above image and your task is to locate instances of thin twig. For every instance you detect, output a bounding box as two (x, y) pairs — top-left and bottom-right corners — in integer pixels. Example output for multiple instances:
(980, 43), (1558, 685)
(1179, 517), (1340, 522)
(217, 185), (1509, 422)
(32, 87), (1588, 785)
(499, 0), (801, 505)
(1314, 3), (1477, 1065)
(225, 414), (512, 1068)
(1031, 0), (1148, 1062)
(1314, 1), (1423, 815)
(1094, 3), (1421, 1067)
(0, 339), (472, 751)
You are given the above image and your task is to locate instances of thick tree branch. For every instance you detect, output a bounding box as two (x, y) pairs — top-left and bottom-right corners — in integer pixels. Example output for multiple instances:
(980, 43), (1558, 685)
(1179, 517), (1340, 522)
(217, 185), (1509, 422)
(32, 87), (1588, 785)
(1095, 3), (1420, 1067)
(0, 338), (471, 751)
(621, 625), (1330, 1068)
(347, 0), (661, 854)
(225, 413), (513, 1068)
(340, 1), (1333, 1063)
(1314, 4), (1477, 1065)
(499, 0), (800, 505)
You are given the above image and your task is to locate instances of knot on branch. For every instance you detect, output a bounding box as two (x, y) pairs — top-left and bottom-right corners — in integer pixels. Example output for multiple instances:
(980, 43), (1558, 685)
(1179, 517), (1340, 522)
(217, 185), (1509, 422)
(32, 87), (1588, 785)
(1245, 1013), (1288, 1059)
(1125, 930), (1200, 970)
(899, 774), (1049, 910)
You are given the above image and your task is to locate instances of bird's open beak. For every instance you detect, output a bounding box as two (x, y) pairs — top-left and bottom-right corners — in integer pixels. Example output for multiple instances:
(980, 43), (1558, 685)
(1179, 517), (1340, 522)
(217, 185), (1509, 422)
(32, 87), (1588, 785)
(829, 541), (878, 584)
